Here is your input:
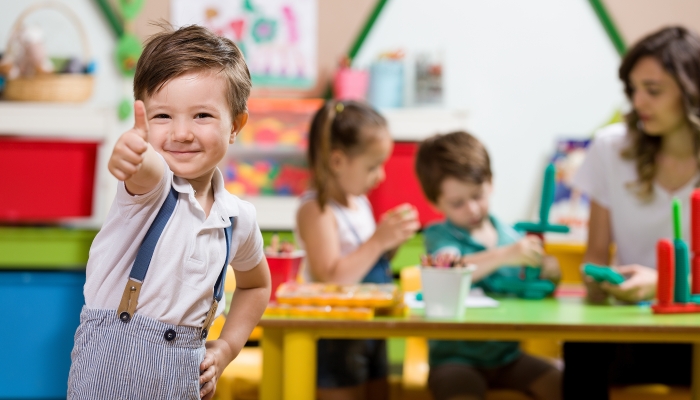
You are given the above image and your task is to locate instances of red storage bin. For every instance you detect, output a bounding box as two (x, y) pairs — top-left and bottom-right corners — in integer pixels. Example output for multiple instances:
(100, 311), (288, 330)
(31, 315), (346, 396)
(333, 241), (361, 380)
(267, 252), (304, 301)
(0, 138), (98, 222)
(367, 142), (443, 227)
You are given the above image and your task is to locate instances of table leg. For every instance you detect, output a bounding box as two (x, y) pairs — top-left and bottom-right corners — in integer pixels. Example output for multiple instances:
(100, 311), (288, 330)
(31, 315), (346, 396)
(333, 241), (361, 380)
(261, 328), (283, 400)
(694, 343), (700, 400)
(283, 330), (317, 400)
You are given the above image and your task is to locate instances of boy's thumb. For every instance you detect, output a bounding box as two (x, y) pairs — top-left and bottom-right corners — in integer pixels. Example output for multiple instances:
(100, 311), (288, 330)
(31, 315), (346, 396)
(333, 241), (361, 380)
(133, 100), (149, 140)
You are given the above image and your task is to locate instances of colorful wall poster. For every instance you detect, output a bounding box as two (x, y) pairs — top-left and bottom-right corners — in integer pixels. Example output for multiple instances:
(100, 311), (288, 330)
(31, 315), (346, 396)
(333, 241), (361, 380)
(171, 0), (317, 89)
(547, 138), (591, 243)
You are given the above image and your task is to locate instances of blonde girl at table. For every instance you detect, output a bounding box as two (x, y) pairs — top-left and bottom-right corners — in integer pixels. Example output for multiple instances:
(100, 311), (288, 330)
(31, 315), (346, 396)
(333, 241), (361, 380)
(564, 26), (700, 399)
(295, 101), (420, 400)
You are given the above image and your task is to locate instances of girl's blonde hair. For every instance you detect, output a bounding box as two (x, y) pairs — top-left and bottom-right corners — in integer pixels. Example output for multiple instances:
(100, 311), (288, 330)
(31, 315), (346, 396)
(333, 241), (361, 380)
(619, 26), (700, 201)
(307, 100), (387, 210)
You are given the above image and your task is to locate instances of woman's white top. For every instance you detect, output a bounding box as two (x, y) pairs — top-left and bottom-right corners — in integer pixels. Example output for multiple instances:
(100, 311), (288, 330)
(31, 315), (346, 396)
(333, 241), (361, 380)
(572, 123), (695, 269)
(295, 191), (376, 282)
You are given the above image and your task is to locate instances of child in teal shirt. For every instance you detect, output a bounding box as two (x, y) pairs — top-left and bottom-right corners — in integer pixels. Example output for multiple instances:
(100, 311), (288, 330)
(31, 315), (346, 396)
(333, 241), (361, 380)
(415, 131), (561, 400)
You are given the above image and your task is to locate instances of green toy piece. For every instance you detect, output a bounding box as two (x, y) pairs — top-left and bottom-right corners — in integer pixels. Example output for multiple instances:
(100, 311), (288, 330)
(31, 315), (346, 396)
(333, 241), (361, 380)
(673, 198), (682, 240)
(118, 98), (132, 121)
(506, 164), (570, 298)
(582, 263), (625, 285)
(489, 277), (556, 300)
(514, 164), (570, 235)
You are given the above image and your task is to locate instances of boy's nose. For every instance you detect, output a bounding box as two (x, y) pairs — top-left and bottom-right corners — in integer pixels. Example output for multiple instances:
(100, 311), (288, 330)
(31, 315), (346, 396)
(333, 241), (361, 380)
(172, 122), (194, 142)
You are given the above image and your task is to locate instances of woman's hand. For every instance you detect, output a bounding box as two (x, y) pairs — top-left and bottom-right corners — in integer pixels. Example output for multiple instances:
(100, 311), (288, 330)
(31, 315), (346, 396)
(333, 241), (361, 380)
(600, 264), (657, 303)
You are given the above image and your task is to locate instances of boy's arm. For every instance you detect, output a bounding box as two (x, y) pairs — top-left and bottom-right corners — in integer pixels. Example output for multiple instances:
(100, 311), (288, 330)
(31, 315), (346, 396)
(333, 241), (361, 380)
(199, 258), (271, 399)
(108, 101), (164, 195)
(459, 236), (543, 282)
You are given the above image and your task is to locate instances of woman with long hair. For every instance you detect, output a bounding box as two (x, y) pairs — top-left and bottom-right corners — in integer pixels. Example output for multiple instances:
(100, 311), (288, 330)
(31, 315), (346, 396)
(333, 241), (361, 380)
(564, 26), (700, 398)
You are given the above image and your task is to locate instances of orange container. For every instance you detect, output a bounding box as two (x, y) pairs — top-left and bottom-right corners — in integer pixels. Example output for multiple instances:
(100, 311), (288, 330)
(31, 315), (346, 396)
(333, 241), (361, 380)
(267, 251), (304, 301)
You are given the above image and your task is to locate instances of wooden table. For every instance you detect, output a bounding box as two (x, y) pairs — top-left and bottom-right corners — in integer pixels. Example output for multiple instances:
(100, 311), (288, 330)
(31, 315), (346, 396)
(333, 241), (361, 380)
(259, 297), (700, 400)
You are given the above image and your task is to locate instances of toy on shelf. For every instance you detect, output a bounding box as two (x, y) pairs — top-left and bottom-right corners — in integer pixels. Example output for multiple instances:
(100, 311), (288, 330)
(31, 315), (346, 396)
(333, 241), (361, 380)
(238, 98), (323, 150)
(582, 263), (625, 285)
(495, 163), (570, 299)
(1, 2), (95, 102)
(652, 193), (700, 314)
(223, 160), (309, 196)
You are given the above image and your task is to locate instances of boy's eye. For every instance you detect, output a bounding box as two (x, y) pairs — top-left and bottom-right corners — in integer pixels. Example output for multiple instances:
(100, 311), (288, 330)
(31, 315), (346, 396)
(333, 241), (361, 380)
(195, 113), (213, 119)
(648, 88), (660, 96)
(451, 200), (464, 208)
(154, 114), (170, 119)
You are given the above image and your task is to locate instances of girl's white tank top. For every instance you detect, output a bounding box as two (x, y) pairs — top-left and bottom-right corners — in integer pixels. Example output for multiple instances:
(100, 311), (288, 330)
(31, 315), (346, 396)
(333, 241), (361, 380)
(294, 190), (376, 282)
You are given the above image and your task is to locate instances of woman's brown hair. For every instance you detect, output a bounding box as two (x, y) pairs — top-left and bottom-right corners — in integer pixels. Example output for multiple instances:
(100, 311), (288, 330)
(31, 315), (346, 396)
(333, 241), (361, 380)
(307, 101), (387, 210)
(619, 26), (700, 200)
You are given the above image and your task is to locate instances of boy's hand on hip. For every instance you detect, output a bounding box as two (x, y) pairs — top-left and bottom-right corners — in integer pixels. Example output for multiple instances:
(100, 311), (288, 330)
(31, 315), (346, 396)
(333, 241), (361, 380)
(199, 339), (235, 399)
(108, 100), (150, 181)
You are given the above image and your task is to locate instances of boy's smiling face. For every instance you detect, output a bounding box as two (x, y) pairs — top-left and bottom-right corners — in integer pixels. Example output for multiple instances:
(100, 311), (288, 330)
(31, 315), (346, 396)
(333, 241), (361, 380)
(144, 69), (246, 183)
(434, 177), (492, 231)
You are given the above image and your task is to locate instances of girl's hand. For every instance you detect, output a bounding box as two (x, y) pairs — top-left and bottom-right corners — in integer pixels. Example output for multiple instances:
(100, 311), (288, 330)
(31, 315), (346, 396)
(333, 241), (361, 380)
(540, 255), (561, 282)
(372, 203), (420, 251)
(600, 264), (657, 303)
(503, 236), (543, 266)
(199, 339), (235, 399)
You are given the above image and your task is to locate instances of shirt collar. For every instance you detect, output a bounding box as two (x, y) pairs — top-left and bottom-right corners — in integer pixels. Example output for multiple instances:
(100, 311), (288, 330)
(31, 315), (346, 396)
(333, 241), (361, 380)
(445, 215), (513, 250)
(171, 168), (239, 228)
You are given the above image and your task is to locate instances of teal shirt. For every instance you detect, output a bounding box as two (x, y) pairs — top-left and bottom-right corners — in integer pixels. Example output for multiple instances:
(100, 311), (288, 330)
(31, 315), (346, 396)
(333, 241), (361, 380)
(423, 216), (522, 368)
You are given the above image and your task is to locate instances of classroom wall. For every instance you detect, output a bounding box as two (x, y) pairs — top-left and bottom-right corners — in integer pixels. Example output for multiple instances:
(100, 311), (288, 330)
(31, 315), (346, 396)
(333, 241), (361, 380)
(605, 0), (700, 45)
(353, 0), (625, 224)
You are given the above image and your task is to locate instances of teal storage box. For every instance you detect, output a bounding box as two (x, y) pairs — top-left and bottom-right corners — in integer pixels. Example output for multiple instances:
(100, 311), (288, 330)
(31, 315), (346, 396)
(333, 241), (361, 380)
(0, 271), (85, 398)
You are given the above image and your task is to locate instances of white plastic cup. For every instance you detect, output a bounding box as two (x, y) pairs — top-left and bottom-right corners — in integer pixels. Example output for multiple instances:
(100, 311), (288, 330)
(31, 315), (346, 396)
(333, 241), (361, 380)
(420, 265), (476, 319)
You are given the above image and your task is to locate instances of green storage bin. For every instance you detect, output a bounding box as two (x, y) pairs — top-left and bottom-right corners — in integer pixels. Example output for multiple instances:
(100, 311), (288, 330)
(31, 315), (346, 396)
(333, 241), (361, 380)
(0, 227), (97, 269)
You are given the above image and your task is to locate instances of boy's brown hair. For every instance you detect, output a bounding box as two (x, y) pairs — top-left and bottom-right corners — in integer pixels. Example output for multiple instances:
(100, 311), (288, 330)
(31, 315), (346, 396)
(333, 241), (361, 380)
(415, 131), (492, 203)
(134, 25), (251, 117)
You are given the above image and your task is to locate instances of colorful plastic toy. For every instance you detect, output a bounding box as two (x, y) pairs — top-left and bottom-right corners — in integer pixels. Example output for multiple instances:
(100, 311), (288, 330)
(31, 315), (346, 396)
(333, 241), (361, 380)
(491, 164), (569, 299)
(582, 263), (625, 285)
(652, 191), (700, 314)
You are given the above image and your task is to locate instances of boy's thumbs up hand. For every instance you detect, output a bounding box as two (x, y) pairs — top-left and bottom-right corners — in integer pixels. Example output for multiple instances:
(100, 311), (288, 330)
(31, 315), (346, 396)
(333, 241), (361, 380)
(133, 100), (149, 141)
(108, 101), (151, 182)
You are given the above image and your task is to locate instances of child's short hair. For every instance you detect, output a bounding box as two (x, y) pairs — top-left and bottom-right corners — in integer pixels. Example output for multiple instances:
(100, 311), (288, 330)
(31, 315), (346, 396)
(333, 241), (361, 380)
(134, 25), (251, 117)
(415, 131), (492, 203)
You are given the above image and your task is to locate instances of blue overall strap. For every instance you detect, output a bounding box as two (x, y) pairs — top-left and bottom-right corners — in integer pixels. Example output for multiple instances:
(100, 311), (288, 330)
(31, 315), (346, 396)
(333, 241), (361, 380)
(118, 186), (178, 323)
(201, 216), (236, 339)
(129, 187), (179, 281)
(214, 217), (236, 302)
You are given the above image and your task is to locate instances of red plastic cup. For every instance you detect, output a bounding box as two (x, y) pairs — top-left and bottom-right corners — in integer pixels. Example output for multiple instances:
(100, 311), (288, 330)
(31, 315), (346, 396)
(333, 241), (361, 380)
(266, 251), (305, 301)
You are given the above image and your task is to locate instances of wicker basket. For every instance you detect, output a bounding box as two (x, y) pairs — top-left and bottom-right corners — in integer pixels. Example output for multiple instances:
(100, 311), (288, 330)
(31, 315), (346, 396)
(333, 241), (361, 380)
(3, 2), (94, 102)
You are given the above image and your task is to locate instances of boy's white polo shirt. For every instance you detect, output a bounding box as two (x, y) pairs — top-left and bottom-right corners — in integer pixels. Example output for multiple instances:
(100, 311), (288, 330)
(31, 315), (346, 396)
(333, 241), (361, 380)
(573, 123), (695, 269)
(84, 154), (264, 327)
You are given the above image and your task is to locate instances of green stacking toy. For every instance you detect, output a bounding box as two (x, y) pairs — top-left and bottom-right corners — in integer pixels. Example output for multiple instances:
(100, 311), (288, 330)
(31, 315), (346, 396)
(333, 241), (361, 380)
(490, 164), (570, 299)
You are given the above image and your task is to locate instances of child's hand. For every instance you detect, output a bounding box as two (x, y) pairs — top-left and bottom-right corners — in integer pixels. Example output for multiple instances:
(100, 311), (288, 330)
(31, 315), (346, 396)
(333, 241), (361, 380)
(504, 236), (543, 266)
(373, 203), (420, 251)
(540, 255), (561, 282)
(108, 100), (150, 181)
(600, 264), (657, 303)
(199, 339), (234, 399)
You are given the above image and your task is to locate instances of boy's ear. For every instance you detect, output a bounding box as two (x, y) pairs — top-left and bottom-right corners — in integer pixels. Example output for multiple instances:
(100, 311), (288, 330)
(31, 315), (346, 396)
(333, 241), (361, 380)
(229, 111), (249, 144)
